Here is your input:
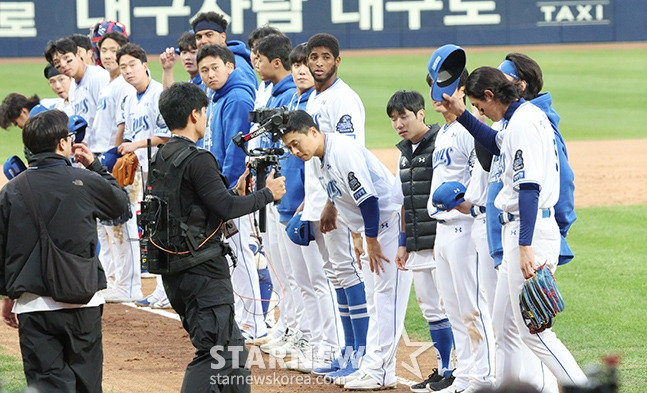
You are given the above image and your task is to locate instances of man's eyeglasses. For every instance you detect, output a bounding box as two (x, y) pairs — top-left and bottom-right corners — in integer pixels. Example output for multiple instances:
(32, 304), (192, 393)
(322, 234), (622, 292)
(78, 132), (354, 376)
(67, 132), (76, 141)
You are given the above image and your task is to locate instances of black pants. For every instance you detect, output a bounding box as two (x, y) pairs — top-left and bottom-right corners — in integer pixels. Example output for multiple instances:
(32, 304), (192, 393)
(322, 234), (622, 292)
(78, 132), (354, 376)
(164, 273), (250, 393)
(17, 306), (103, 393)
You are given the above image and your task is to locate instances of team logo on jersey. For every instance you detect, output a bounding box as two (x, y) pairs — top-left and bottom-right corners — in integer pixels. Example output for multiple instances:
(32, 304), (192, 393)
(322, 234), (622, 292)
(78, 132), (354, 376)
(488, 156), (504, 184)
(513, 149), (524, 171)
(348, 172), (361, 191)
(326, 180), (342, 200)
(336, 115), (354, 134)
(513, 170), (525, 182)
(468, 149), (476, 169)
(353, 188), (367, 201)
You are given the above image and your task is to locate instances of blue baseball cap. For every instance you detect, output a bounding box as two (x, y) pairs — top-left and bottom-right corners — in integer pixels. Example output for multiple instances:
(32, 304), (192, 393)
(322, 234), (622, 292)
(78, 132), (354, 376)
(431, 181), (466, 214)
(67, 114), (87, 144)
(3, 155), (27, 180)
(427, 44), (466, 102)
(28, 104), (49, 118)
(285, 213), (314, 246)
(100, 147), (120, 172)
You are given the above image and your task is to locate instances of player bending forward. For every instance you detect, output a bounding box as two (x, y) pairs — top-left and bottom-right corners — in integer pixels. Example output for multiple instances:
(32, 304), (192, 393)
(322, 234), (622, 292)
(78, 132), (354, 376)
(281, 110), (413, 390)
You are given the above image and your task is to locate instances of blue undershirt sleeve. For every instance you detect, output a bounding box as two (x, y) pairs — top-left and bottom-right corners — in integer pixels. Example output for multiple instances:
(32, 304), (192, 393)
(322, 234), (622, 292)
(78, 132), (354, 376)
(456, 111), (501, 155)
(359, 196), (380, 238)
(519, 183), (540, 246)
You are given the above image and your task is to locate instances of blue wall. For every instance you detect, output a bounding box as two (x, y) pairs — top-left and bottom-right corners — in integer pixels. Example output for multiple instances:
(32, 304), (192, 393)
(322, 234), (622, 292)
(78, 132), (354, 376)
(0, 0), (644, 57)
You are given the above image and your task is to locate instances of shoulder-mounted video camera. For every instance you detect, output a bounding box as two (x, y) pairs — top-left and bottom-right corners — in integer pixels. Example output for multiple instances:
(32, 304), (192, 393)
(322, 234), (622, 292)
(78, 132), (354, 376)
(232, 106), (290, 232)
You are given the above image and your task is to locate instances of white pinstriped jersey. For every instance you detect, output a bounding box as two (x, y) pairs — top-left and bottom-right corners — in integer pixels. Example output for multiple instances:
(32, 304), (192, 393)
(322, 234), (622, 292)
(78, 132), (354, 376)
(427, 121), (475, 220)
(119, 79), (171, 172)
(494, 102), (560, 215)
(69, 65), (110, 151)
(313, 133), (399, 232)
(91, 75), (135, 153)
(303, 78), (366, 222)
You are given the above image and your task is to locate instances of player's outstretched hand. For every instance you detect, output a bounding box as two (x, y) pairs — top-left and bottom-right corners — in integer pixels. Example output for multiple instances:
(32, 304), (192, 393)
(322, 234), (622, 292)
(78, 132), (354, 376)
(395, 246), (409, 271)
(265, 169), (286, 201)
(366, 237), (390, 275)
(72, 143), (95, 167)
(519, 245), (537, 279)
(160, 47), (177, 70)
(2, 298), (18, 328)
(441, 93), (466, 118)
(320, 200), (338, 233)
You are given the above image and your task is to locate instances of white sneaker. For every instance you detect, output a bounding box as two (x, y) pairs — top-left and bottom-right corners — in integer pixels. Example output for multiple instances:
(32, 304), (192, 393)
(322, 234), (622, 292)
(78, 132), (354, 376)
(151, 297), (172, 309)
(260, 331), (290, 353)
(284, 338), (312, 358)
(344, 373), (397, 390)
(267, 330), (304, 358)
(333, 369), (362, 386)
(285, 357), (327, 374)
(102, 289), (138, 303)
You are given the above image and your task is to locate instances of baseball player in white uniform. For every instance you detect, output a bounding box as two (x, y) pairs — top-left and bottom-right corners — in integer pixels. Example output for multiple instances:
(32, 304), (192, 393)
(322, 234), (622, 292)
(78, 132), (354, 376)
(303, 33), (369, 381)
(93, 32), (141, 303)
(116, 43), (171, 308)
(440, 66), (587, 388)
(281, 110), (412, 390)
(426, 62), (495, 393)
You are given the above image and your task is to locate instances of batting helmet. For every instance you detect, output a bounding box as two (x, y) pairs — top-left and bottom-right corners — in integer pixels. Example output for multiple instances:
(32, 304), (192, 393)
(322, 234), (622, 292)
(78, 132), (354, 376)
(285, 213), (314, 246)
(99, 146), (120, 172)
(28, 104), (49, 118)
(67, 114), (87, 144)
(90, 20), (128, 65)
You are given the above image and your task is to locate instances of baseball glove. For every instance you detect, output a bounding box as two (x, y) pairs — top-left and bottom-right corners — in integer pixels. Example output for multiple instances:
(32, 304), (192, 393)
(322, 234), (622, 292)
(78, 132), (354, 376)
(112, 152), (139, 188)
(519, 264), (565, 334)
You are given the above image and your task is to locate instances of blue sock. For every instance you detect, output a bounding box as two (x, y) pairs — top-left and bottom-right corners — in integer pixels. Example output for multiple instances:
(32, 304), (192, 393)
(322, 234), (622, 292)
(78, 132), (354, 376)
(429, 319), (454, 376)
(257, 267), (272, 317)
(345, 282), (368, 356)
(335, 287), (355, 353)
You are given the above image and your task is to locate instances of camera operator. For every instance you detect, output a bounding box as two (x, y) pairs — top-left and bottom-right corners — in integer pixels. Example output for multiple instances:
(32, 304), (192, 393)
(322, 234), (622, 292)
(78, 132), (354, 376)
(153, 82), (285, 393)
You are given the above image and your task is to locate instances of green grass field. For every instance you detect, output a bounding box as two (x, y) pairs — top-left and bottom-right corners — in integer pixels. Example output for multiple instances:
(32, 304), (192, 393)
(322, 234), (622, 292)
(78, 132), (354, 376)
(1, 45), (646, 391)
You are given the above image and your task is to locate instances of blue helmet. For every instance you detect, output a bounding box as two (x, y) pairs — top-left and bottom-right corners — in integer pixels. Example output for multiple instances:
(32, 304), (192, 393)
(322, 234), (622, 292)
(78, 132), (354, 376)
(285, 213), (314, 246)
(3, 155), (27, 180)
(67, 114), (87, 144)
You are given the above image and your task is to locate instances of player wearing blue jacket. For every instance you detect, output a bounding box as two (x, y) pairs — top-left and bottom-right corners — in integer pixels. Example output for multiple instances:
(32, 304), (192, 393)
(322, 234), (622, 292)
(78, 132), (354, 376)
(191, 12), (257, 91)
(197, 44), (269, 344)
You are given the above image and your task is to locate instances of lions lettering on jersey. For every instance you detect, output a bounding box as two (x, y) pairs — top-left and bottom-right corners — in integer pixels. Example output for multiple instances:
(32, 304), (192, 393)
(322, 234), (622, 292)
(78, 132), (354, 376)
(325, 179), (343, 200)
(130, 115), (151, 138)
(96, 96), (109, 111)
(73, 99), (90, 115)
(433, 147), (454, 169)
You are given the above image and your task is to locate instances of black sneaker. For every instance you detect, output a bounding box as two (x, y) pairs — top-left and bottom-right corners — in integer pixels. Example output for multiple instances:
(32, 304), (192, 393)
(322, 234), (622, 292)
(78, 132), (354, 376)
(426, 373), (455, 391)
(410, 369), (442, 392)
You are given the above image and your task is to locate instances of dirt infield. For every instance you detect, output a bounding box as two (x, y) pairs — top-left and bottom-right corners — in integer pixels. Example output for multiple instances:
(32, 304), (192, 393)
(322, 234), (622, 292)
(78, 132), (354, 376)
(0, 138), (645, 392)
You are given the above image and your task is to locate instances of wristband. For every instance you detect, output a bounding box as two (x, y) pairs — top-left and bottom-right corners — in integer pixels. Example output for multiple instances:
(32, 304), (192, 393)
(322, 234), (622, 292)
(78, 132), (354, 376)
(398, 232), (406, 247)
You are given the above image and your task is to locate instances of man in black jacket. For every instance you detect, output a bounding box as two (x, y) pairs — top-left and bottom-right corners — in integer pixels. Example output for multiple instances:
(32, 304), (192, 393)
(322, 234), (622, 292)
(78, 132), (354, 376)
(0, 109), (129, 392)
(152, 82), (285, 393)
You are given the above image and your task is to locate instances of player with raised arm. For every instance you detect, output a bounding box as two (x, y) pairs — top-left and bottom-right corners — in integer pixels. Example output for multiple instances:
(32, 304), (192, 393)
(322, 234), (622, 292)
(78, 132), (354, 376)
(440, 66), (588, 389)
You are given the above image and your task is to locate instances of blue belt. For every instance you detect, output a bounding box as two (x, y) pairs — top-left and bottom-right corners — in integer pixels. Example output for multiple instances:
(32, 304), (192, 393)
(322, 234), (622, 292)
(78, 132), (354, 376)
(498, 208), (551, 225)
(470, 205), (486, 217)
